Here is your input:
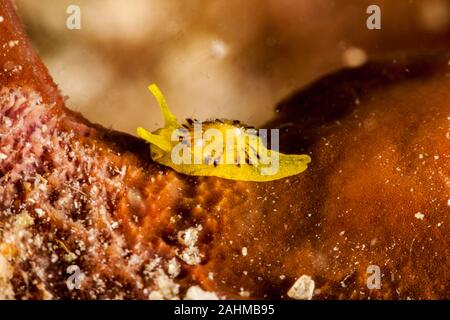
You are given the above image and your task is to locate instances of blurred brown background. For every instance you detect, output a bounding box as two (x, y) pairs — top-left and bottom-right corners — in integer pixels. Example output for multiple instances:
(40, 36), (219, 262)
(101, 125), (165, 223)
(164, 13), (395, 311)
(15, 0), (450, 134)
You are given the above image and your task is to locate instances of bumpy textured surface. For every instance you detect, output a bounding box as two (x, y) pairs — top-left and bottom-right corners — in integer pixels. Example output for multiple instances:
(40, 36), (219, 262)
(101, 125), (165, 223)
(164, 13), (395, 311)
(0, 0), (224, 299)
(0, 0), (449, 299)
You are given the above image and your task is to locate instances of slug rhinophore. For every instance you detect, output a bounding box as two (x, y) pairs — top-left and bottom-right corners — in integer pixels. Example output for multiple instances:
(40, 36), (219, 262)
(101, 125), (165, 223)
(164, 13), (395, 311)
(137, 84), (311, 181)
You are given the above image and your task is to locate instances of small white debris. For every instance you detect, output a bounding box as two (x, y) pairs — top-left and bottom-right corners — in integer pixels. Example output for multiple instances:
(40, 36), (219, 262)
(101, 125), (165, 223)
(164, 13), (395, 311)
(51, 254), (58, 263)
(287, 275), (315, 300)
(3, 117), (12, 127)
(447, 199), (450, 206)
(210, 39), (228, 59)
(178, 225), (203, 265)
(14, 211), (34, 229)
(178, 225), (202, 247)
(35, 208), (45, 218)
(343, 47), (368, 67)
(8, 40), (19, 48)
(147, 269), (180, 300)
(239, 288), (250, 297)
(415, 212), (425, 220)
(128, 254), (141, 266)
(241, 247), (248, 257)
(0, 153), (7, 160)
(0, 16), (4, 23)
(179, 246), (202, 265)
(148, 291), (164, 300)
(184, 286), (219, 300)
(166, 258), (180, 278)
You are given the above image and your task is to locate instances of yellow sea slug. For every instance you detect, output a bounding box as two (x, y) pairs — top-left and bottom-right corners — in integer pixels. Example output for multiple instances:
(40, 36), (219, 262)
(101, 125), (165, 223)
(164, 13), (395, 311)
(137, 84), (311, 182)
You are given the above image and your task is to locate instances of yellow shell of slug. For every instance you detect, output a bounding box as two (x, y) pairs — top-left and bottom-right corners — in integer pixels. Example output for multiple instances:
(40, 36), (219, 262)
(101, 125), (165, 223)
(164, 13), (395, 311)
(137, 84), (311, 182)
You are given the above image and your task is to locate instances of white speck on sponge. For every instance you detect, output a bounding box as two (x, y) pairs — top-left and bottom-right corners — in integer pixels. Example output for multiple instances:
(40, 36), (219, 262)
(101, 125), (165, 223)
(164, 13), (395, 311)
(177, 225), (203, 265)
(184, 286), (219, 300)
(415, 212), (425, 220)
(35, 208), (45, 218)
(166, 258), (180, 278)
(287, 275), (315, 300)
(0, 153), (7, 160)
(8, 40), (19, 48)
(210, 39), (228, 59)
(343, 47), (368, 67)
